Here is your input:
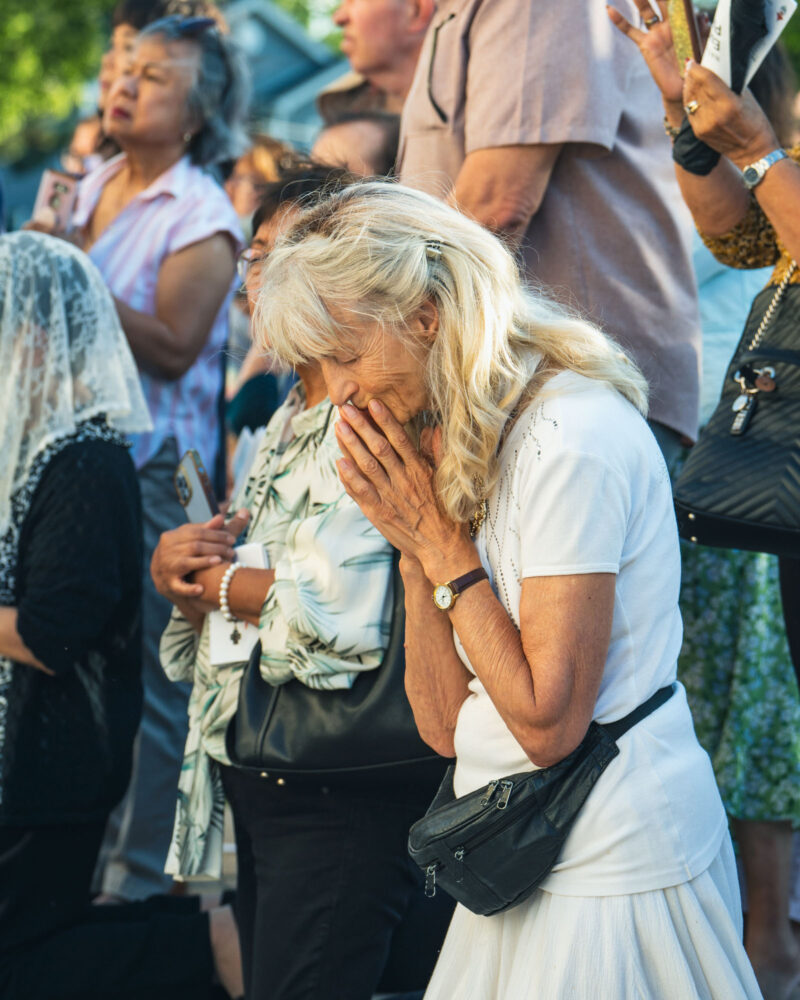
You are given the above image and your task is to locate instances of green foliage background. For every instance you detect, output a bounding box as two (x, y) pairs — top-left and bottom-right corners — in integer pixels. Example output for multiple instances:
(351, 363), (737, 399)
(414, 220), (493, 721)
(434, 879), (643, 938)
(0, 0), (338, 162)
(0, 0), (116, 160)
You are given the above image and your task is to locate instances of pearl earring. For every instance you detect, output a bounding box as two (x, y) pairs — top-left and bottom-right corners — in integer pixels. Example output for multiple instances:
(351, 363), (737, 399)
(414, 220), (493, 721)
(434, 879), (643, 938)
(183, 131), (192, 144)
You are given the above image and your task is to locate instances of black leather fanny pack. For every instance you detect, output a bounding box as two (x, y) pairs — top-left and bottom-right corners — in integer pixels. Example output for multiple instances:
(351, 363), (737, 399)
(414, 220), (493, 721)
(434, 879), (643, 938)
(407, 683), (675, 916)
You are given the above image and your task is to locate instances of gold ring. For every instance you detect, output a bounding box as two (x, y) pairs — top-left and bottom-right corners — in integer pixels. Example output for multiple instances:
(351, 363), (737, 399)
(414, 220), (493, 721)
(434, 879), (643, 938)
(684, 100), (700, 115)
(644, 14), (660, 27)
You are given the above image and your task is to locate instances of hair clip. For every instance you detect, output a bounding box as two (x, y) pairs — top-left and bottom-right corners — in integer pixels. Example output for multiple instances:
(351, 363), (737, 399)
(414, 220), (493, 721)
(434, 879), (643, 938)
(159, 15), (217, 36)
(425, 240), (443, 260)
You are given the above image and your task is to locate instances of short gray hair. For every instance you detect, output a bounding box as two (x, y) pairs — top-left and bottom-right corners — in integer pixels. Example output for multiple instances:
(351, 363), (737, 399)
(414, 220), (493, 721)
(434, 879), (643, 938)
(141, 16), (251, 166)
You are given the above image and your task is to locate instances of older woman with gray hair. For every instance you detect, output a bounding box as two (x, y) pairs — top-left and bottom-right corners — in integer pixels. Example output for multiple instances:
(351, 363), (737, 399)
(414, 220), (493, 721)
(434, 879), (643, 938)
(255, 182), (762, 998)
(43, 14), (249, 901)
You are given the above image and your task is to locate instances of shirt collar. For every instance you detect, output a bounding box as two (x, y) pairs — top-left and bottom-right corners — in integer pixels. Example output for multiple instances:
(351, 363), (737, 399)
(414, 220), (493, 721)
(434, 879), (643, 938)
(288, 385), (334, 438)
(74, 153), (193, 226)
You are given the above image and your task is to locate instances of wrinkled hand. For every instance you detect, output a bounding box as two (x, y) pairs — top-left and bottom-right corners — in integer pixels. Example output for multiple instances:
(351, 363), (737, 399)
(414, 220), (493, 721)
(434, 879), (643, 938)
(151, 510), (249, 603)
(606, 0), (683, 104)
(335, 401), (474, 582)
(682, 62), (778, 166)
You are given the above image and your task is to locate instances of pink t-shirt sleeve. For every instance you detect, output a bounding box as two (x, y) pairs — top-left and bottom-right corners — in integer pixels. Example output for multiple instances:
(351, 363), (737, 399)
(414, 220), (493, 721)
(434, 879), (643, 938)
(165, 181), (243, 257)
(464, 0), (630, 155)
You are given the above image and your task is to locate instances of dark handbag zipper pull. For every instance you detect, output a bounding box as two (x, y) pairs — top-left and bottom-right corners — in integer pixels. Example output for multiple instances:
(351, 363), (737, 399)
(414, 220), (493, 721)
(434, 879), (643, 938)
(497, 780), (514, 810)
(480, 779), (500, 807)
(453, 847), (465, 883)
(425, 864), (438, 897)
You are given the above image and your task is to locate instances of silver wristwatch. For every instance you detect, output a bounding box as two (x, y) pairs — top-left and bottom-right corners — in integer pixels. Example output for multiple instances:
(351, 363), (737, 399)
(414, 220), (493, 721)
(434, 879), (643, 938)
(741, 149), (788, 190)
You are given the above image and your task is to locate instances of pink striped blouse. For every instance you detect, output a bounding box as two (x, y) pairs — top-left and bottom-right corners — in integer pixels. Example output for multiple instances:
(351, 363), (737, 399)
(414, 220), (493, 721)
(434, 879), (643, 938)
(74, 154), (243, 470)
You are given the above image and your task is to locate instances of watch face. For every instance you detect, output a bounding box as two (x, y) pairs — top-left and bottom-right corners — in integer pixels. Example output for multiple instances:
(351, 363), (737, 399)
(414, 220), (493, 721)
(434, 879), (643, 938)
(743, 165), (760, 187)
(433, 584), (454, 610)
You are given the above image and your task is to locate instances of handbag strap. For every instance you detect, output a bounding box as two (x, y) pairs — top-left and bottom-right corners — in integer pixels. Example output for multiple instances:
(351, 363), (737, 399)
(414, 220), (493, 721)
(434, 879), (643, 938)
(599, 683), (676, 743)
(746, 260), (798, 353)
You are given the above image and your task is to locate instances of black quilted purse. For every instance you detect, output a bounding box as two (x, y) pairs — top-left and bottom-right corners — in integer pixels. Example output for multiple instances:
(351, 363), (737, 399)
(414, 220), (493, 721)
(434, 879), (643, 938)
(674, 262), (800, 558)
(225, 549), (446, 785)
(407, 685), (675, 916)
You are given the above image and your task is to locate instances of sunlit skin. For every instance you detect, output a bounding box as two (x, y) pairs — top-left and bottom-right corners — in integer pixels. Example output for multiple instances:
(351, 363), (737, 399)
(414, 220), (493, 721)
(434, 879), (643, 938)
(332, 0), (433, 105)
(98, 24), (140, 110)
(311, 120), (390, 177)
(103, 37), (201, 154)
(320, 308), (435, 425)
(225, 158), (268, 218)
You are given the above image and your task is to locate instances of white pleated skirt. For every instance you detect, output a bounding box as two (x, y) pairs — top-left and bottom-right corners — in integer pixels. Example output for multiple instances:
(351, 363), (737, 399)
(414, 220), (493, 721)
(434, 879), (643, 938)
(424, 837), (761, 1000)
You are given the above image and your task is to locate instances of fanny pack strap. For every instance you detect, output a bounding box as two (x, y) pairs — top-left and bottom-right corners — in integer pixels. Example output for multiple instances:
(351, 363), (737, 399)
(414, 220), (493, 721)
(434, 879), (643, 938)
(599, 683), (676, 744)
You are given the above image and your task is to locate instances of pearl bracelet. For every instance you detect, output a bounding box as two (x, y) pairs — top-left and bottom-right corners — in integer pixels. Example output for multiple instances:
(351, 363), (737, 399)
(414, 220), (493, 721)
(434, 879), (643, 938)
(219, 562), (242, 623)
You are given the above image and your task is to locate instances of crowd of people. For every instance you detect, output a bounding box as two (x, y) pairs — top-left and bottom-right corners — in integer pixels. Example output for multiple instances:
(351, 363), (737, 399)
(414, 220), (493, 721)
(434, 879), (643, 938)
(0, 0), (799, 998)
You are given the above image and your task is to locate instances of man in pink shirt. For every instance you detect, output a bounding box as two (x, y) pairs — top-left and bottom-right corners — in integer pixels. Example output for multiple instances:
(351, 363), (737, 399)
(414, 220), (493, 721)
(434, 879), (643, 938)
(398, 0), (702, 459)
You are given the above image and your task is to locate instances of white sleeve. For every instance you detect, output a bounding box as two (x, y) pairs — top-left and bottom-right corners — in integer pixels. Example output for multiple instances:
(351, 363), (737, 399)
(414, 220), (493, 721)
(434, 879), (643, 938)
(518, 447), (631, 578)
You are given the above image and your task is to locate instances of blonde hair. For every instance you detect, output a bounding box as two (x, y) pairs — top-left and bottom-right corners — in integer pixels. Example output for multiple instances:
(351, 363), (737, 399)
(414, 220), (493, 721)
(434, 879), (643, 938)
(255, 182), (648, 522)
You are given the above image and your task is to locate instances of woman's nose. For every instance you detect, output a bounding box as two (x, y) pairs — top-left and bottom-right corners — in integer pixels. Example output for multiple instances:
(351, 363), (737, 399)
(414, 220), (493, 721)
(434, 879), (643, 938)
(320, 361), (355, 407)
(332, 2), (348, 26)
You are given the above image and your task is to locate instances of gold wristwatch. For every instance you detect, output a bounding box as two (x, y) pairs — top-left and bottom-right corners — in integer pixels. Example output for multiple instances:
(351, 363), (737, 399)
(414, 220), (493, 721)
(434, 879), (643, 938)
(432, 568), (489, 611)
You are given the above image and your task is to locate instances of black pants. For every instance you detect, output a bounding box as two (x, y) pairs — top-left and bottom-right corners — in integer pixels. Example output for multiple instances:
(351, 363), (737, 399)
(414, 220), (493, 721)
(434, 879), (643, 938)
(779, 556), (800, 690)
(221, 767), (454, 1000)
(0, 820), (215, 1000)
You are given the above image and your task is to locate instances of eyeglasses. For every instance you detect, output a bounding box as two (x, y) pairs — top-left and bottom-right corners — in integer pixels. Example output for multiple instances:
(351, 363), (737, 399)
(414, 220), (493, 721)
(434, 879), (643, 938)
(236, 247), (268, 283)
(427, 13), (456, 124)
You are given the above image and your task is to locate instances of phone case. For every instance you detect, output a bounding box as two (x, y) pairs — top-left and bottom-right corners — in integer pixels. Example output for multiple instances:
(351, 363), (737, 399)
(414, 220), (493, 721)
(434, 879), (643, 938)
(174, 450), (218, 523)
(32, 169), (79, 231)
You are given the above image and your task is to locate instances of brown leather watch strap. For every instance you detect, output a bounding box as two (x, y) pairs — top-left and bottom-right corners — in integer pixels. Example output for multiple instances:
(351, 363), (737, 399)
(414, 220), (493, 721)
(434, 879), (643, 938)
(449, 567), (489, 596)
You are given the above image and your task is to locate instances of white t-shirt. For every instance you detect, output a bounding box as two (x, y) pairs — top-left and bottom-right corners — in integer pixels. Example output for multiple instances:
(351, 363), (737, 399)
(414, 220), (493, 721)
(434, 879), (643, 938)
(452, 372), (727, 896)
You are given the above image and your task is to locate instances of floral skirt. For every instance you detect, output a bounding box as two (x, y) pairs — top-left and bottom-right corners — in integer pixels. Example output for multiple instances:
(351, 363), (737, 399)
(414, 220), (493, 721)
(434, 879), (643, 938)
(678, 540), (800, 826)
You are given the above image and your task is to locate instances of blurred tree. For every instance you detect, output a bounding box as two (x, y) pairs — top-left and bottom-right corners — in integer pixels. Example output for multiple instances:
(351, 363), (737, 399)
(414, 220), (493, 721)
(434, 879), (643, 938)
(0, 0), (116, 159)
(781, 14), (800, 80)
(0, 0), (342, 161)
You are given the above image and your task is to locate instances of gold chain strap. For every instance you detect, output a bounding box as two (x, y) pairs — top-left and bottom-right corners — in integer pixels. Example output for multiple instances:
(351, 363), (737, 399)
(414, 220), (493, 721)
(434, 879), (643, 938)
(747, 259), (798, 352)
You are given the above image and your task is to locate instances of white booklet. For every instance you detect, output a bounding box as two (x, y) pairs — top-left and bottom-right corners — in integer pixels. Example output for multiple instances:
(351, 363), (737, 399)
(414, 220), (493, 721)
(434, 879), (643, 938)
(702, 0), (797, 88)
(208, 541), (268, 665)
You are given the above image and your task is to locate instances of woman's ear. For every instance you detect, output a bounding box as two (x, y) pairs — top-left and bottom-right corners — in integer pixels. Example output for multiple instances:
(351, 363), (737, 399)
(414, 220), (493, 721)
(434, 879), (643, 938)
(415, 300), (439, 340)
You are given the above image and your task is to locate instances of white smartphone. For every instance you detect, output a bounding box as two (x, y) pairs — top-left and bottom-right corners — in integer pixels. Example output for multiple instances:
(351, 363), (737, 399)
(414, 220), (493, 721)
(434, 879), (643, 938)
(174, 449), (218, 523)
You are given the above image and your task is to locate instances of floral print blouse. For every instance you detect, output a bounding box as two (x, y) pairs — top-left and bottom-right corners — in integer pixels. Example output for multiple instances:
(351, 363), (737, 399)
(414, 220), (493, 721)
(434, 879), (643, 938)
(160, 385), (394, 877)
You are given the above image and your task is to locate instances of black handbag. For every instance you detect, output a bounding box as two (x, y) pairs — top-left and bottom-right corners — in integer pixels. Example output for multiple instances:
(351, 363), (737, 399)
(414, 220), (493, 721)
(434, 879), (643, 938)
(225, 549), (446, 784)
(674, 263), (800, 558)
(407, 684), (675, 917)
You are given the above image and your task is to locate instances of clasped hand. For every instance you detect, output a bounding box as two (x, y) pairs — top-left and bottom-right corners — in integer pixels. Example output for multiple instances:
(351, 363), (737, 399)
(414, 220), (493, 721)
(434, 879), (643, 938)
(335, 400), (475, 583)
(151, 510), (250, 612)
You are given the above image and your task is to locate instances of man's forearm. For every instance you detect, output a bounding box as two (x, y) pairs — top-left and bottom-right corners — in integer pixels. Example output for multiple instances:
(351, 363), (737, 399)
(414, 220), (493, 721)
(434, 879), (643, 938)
(451, 144), (562, 247)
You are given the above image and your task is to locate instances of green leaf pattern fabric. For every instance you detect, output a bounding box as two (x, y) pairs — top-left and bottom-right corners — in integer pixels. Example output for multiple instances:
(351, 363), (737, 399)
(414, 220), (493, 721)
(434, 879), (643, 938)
(160, 385), (393, 877)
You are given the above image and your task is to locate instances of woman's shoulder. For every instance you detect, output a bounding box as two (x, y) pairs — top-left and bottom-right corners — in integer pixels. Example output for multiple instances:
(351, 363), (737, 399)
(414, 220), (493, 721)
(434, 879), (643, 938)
(511, 372), (645, 457)
(36, 435), (137, 504)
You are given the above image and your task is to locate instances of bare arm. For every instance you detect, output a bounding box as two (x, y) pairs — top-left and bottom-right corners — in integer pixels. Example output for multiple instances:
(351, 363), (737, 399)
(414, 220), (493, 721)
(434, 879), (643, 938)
(151, 511), (272, 630)
(400, 555), (470, 757)
(445, 572), (613, 767)
(116, 233), (236, 381)
(451, 144), (562, 246)
(0, 608), (53, 674)
(190, 563), (275, 628)
(335, 402), (614, 768)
